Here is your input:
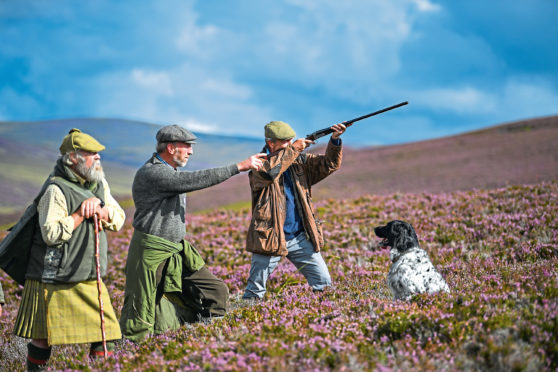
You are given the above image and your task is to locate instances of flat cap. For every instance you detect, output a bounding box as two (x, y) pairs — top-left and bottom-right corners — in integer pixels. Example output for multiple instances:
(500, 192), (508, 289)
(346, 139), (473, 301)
(59, 128), (105, 154)
(156, 124), (197, 144)
(265, 121), (296, 140)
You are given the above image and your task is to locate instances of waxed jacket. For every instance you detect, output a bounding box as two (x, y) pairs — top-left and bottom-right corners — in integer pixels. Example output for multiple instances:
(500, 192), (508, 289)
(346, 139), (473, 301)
(246, 140), (342, 256)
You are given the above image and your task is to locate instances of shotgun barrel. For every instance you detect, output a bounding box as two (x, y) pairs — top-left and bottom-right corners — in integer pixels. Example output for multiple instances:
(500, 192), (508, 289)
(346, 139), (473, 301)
(305, 101), (408, 141)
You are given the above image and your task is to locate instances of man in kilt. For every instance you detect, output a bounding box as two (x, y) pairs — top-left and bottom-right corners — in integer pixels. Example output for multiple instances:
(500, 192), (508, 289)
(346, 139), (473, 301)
(12, 129), (125, 369)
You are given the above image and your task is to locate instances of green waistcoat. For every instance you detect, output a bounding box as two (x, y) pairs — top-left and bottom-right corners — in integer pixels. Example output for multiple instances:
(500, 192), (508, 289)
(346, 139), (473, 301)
(25, 159), (107, 283)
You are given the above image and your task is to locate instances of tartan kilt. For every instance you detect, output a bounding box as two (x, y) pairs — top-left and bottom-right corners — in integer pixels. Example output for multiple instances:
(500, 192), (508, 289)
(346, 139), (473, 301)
(14, 279), (121, 345)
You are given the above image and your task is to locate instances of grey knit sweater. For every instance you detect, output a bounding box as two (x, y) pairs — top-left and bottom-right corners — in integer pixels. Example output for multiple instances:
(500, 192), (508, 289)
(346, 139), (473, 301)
(132, 153), (240, 243)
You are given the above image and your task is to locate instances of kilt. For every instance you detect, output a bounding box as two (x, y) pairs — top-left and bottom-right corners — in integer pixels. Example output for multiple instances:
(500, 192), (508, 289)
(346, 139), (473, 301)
(14, 279), (121, 345)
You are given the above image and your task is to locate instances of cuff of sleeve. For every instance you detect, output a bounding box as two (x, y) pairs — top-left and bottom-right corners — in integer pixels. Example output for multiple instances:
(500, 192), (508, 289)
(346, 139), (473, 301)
(101, 208), (115, 230)
(231, 164), (241, 175)
(330, 137), (342, 146)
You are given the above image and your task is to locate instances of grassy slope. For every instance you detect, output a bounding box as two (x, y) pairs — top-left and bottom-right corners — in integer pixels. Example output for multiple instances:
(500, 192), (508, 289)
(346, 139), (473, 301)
(187, 115), (558, 212)
(0, 116), (557, 370)
(0, 118), (261, 222)
(0, 137), (136, 219)
(0, 181), (556, 371)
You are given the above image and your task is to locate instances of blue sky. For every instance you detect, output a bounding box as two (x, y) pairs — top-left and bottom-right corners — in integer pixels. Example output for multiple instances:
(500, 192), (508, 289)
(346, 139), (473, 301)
(1, 0), (557, 146)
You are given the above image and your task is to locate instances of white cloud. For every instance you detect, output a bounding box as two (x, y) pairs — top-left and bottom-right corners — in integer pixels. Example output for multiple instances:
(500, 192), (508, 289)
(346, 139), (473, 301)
(499, 78), (558, 120)
(412, 86), (496, 114)
(175, 22), (220, 56)
(174, 118), (218, 133)
(200, 78), (252, 100)
(131, 69), (173, 95)
(410, 77), (558, 121)
(88, 62), (270, 136)
(412, 0), (441, 13)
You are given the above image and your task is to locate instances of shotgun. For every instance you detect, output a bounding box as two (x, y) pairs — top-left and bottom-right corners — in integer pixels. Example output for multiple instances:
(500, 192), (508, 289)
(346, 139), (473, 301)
(305, 101), (408, 141)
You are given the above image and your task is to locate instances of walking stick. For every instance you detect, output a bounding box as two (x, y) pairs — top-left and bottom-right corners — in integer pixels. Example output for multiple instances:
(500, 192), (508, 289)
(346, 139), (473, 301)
(93, 214), (108, 358)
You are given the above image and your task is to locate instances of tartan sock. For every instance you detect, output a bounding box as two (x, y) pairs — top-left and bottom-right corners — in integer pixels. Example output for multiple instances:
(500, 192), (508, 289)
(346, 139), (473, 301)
(89, 341), (115, 357)
(27, 342), (51, 371)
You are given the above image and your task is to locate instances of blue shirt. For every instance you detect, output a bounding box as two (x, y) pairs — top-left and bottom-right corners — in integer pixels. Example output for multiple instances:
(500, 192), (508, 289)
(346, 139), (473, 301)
(281, 137), (341, 240)
(283, 168), (304, 240)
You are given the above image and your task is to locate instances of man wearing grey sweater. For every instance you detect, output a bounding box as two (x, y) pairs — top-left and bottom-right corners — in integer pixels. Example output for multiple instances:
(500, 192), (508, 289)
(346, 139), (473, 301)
(120, 125), (265, 342)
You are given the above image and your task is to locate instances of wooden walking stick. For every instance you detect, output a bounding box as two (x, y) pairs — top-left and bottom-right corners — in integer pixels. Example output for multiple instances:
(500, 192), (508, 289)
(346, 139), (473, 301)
(93, 214), (108, 358)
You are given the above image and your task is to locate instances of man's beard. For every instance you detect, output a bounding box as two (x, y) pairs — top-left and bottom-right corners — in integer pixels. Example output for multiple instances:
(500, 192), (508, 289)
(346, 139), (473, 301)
(75, 157), (105, 183)
(173, 154), (188, 168)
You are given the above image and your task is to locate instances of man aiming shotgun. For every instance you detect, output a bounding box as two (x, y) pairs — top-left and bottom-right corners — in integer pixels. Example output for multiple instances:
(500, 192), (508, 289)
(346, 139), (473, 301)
(243, 101), (407, 299)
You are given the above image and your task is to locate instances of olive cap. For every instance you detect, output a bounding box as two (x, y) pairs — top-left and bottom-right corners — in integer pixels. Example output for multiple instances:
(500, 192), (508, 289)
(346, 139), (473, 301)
(265, 121), (296, 140)
(59, 128), (105, 154)
(156, 124), (197, 144)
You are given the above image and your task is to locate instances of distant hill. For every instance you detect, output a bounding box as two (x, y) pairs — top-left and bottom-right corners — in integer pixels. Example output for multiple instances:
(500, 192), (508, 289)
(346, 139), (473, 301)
(1, 115), (557, 222)
(187, 114), (558, 212)
(0, 118), (262, 218)
(0, 118), (263, 168)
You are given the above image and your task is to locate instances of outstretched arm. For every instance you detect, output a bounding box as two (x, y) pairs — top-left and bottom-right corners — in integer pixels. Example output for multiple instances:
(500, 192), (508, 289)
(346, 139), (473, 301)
(237, 153), (267, 172)
(147, 153), (267, 196)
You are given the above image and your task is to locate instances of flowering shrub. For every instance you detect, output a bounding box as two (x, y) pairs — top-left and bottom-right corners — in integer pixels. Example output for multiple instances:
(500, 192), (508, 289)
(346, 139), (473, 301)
(1, 181), (556, 371)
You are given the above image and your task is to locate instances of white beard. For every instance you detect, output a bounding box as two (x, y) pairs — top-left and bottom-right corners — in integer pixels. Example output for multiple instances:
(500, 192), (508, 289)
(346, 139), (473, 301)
(76, 159), (105, 183)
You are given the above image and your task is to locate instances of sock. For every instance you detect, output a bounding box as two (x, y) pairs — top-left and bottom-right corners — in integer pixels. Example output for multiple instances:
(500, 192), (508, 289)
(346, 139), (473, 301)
(27, 342), (51, 371)
(89, 341), (115, 357)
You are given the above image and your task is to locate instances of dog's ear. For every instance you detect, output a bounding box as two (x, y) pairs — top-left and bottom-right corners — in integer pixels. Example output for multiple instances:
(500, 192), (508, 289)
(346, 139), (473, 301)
(392, 221), (417, 252)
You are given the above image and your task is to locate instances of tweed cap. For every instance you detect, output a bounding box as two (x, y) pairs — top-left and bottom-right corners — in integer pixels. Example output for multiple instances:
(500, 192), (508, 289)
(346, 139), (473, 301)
(265, 121), (296, 140)
(156, 124), (197, 144)
(59, 128), (105, 154)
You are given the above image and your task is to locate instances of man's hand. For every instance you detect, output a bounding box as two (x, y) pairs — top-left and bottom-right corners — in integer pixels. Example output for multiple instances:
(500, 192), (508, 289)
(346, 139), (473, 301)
(292, 138), (314, 152)
(80, 198), (109, 220)
(237, 153), (267, 172)
(80, 197), (102, 219)
(331, 123), (346, 139)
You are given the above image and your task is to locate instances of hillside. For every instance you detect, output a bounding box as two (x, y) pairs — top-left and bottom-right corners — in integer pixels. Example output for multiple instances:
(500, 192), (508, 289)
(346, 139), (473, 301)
(0, 118), (261, 218)
(1, 181), (556, 370)
(0, 114), (557, 219)
(0, 118), (262, 168)
(187, 114), (558, 212)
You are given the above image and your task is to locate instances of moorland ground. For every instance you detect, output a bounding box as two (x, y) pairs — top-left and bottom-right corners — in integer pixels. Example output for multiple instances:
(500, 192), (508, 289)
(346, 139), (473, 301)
(0, 181), (556, 371)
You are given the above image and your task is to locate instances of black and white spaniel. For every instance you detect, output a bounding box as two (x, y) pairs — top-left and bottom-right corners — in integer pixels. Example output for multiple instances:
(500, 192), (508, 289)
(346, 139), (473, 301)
(374, 220), (450, 300)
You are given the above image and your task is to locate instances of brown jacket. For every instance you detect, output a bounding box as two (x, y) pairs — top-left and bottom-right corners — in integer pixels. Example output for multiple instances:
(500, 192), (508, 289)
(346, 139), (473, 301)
(246, 140), (342, 256)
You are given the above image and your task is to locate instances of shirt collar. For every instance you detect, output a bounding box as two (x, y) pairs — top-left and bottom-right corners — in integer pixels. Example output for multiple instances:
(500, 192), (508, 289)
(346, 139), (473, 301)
(155, 153), (176, 170)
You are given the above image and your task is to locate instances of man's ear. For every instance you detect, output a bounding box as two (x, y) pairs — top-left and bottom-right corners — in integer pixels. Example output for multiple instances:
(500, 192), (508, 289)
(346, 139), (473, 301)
(68, 151), (78, 165)
(166, 143), (176, 154)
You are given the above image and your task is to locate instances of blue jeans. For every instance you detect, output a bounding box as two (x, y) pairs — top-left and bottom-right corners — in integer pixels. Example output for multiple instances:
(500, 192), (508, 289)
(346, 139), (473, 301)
(243, 233), (332, 299)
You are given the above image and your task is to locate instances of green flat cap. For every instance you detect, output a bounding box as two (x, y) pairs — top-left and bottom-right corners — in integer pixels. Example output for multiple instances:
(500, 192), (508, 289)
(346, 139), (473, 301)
(265, 121), (296, 140)
(59, 128), (105, 154)
(156, 124), (197, 144)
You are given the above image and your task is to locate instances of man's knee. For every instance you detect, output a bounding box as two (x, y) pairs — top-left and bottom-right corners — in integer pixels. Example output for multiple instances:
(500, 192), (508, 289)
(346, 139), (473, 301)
(307, 263), (332, 291)
(315, 271), (332, 289)
(214, 279), (229, 303)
